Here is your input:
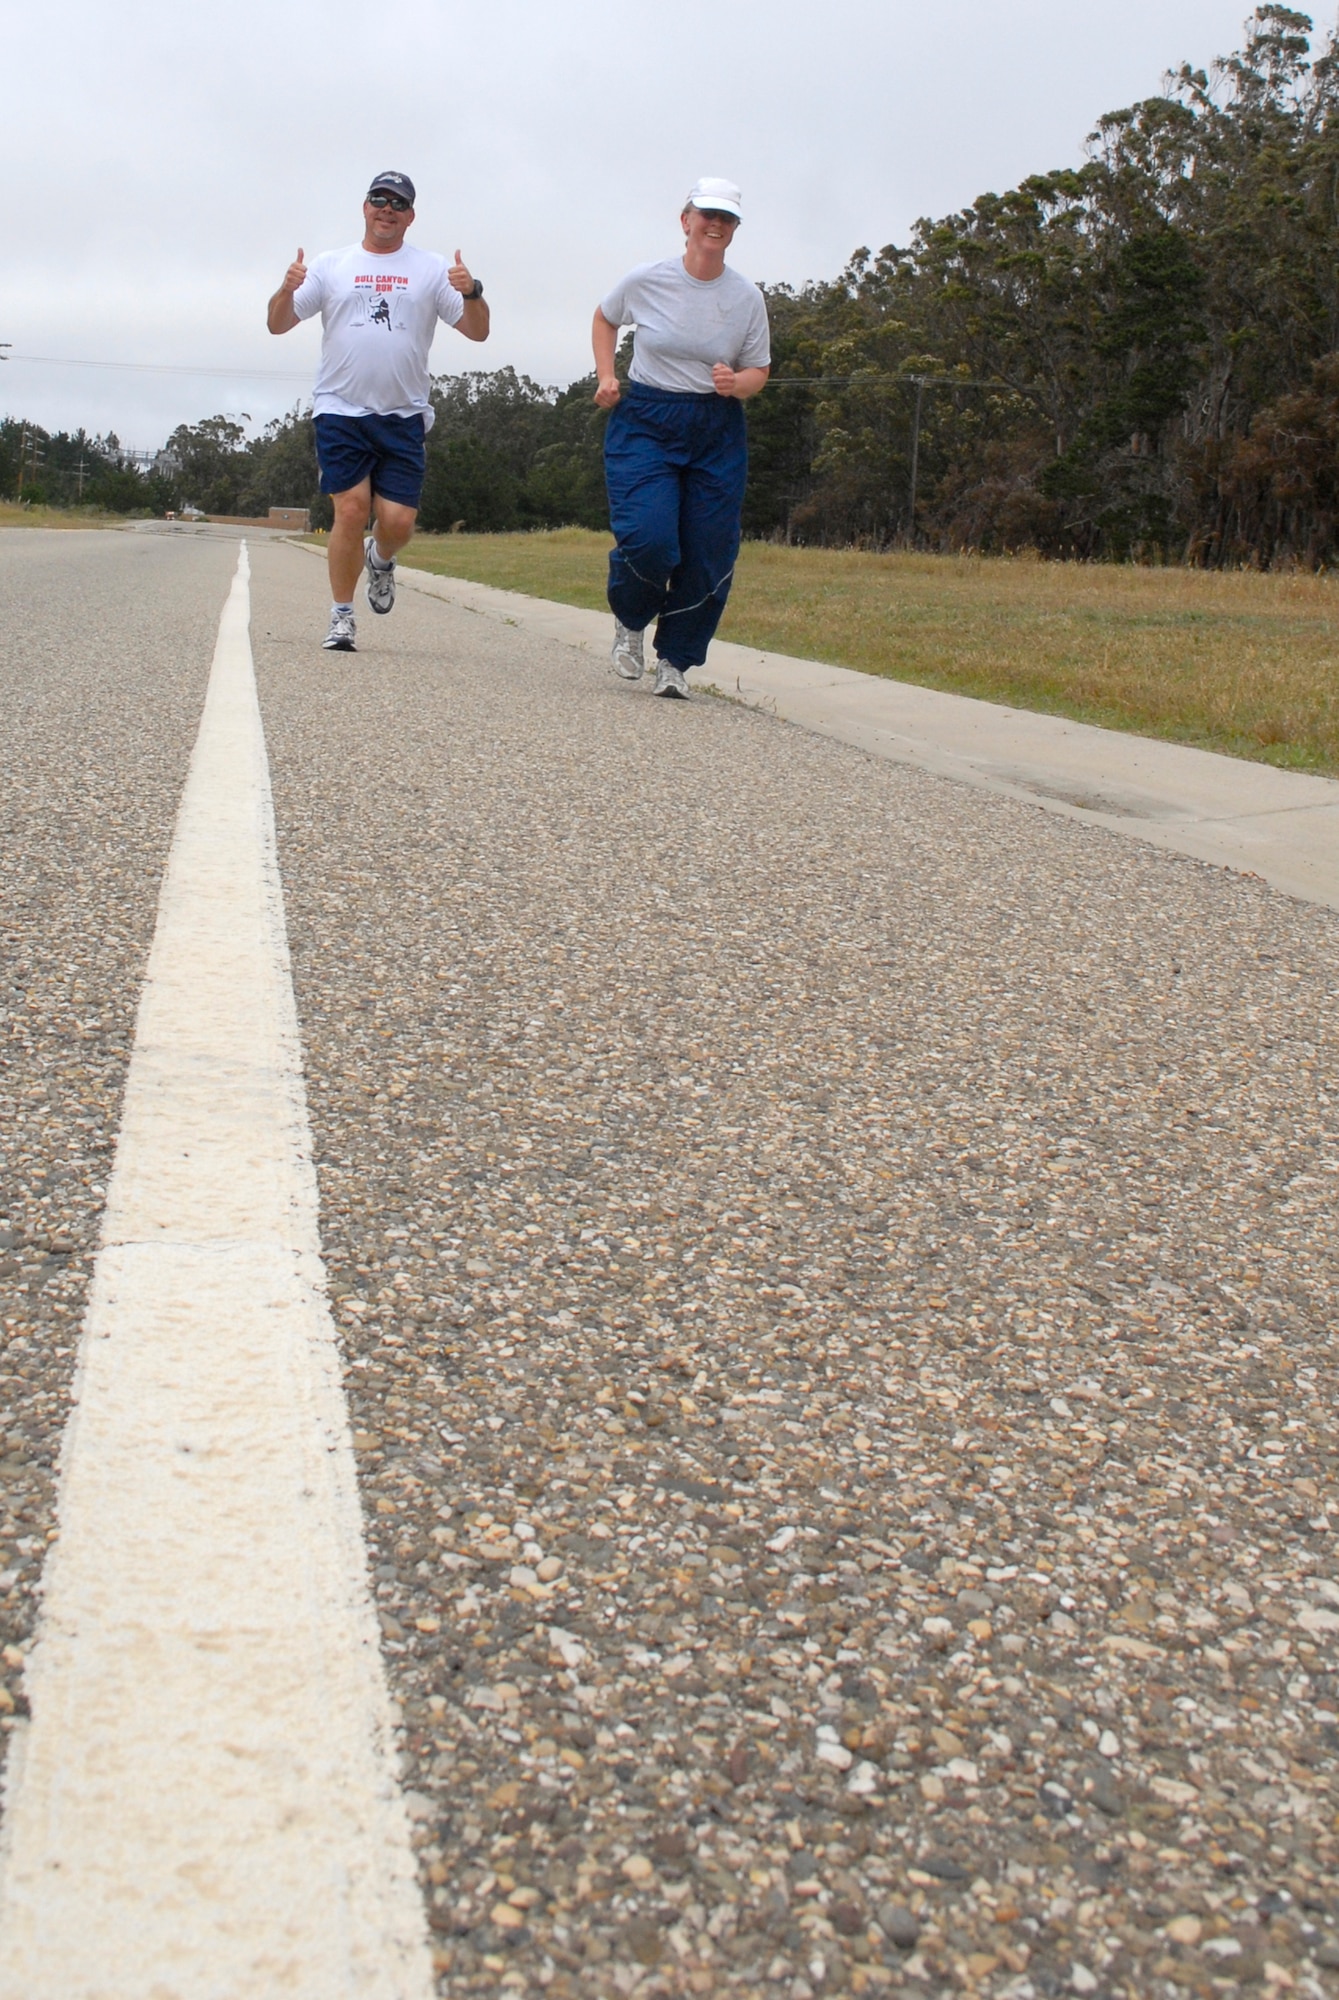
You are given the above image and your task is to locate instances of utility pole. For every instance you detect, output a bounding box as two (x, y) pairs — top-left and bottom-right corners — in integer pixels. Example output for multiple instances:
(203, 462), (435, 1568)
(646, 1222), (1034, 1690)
(17, 430), (43, 497)
(0, 345), (9, 497)
(902, 372), (1041, 546)
(907, 379), (926, 545)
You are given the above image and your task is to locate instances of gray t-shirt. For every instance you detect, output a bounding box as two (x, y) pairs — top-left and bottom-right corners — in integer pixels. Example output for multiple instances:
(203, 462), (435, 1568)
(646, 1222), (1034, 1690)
(600, 258), (771, 394)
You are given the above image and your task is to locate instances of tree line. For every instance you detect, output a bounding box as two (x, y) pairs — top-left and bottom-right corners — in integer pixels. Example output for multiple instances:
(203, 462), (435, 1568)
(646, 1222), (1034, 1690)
(747, 3), (1339, 562)
(0, 374), (611, 535)
(6, 8), (1339, 564)
(0, 421), (168, 515)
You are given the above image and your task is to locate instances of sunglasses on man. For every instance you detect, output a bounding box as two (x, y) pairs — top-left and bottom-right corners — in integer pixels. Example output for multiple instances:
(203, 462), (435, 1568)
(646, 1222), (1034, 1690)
(367, 192), (413, 211)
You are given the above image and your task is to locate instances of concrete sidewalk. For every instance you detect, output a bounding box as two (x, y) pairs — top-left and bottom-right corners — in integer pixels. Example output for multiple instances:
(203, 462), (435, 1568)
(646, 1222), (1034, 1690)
(308, 547), (1339, 917)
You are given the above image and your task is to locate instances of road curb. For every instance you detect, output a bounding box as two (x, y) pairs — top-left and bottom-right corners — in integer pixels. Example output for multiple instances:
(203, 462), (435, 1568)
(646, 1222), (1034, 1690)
(287, 542), (1339, 916)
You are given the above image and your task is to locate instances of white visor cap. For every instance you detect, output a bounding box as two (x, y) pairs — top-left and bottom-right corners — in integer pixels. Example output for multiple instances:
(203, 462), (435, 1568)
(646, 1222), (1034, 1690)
(686, 177), (742, 220)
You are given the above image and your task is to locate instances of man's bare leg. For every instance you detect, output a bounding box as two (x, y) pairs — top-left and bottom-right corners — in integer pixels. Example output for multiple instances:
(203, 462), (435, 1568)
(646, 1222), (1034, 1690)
(367, 497), (417, 567)
(329, 483), (418, 598)
(328, 480), (374, 603)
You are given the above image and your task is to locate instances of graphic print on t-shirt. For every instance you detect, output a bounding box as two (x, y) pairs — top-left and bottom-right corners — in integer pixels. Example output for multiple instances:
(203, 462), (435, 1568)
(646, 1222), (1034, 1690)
(353, 270), (412, 332)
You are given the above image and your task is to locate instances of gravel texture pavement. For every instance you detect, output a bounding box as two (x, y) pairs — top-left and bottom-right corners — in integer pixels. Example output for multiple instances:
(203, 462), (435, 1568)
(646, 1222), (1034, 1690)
(0, 527), (229, 1765)
(4, 531), (1337, 1998)
(247, 538), (1339, 2000)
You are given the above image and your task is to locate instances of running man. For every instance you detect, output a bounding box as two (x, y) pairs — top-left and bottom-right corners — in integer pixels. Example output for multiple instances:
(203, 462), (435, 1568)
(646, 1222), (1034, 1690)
(267, 171), (489, 652)
(593, 177), (770, 698)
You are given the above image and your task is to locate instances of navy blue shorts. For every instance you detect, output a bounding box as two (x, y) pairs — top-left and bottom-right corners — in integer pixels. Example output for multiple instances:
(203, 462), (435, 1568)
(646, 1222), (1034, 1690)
(313, 411), (427, 507)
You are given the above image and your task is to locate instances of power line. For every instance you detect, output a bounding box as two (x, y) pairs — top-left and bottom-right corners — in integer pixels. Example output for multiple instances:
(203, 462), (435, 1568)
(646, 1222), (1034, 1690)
(756, 371), (1048, 535)
(764, 372), (1043, 394)
(3, 352), (1043, 395)
(3, 352), (1042, 398)
(4, 353), (313, 384)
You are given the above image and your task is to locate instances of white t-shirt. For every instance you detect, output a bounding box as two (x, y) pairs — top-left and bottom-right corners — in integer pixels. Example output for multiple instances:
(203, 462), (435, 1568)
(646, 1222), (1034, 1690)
(600, 258), (771, 395)
(293, 242), (465, 427)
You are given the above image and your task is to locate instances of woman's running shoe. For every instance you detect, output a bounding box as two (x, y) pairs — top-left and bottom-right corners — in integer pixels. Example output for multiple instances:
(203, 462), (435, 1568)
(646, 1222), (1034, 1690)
(611, 620), (645, 680)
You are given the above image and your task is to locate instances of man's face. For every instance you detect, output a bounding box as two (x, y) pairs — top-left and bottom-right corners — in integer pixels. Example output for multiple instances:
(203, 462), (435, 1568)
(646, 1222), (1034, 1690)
(363, 193), (415, 252)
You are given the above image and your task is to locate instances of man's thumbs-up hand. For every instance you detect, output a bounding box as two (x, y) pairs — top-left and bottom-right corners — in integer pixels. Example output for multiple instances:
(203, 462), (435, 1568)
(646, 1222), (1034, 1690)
(282, 248), (307, 294)
(449, 249), (475, 295)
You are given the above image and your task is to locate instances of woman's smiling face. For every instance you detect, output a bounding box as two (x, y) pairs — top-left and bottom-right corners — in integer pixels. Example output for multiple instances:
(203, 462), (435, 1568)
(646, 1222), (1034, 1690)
(682, 205), (739, 257)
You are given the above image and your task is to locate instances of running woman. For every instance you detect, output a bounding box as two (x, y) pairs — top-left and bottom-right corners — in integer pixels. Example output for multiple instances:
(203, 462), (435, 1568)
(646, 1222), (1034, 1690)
(592, 178), (770, 698)
(267, 172), (489, 652)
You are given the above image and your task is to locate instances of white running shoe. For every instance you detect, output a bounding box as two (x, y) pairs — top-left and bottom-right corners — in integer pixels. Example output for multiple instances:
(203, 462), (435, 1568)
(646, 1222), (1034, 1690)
(322, 607), (357, 651)
(611, 620), (646, 680)
(364, 535), (396, 615)
(652, 659), (689, 699)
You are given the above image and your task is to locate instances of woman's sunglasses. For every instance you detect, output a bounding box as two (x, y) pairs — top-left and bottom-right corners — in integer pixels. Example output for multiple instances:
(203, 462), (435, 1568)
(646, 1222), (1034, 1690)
(367, 192), (412, 212)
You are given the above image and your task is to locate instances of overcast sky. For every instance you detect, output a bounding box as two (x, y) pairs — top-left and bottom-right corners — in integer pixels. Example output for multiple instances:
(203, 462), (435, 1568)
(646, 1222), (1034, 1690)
(3, 0), (1319, 448)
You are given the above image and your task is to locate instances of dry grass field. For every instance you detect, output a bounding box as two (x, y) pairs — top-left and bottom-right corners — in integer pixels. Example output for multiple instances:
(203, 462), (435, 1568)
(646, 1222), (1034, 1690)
(0, 503), (129, 531)
(389, 526), (1339, 774)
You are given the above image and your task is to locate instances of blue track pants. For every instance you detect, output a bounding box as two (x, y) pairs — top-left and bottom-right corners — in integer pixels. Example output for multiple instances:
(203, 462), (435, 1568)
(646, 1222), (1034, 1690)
(603, 382), (748, 672)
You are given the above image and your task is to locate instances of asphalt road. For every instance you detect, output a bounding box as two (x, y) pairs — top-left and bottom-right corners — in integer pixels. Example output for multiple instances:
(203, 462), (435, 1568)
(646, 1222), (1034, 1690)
(0, 524), (227, 1685)
(3, 527), (1339, 1999)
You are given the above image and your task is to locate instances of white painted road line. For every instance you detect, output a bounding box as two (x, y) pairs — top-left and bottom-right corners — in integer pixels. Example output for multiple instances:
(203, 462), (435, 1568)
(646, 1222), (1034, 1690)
(0, 548), (433, 1997)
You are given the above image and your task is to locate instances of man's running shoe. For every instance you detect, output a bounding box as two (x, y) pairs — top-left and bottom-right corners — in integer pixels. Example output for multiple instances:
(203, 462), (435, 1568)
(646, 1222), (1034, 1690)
(652, 659), (689, 699)
(322, 607), (357, 651)
(364, 534), (396, 615)
(611, 620), (645, 680)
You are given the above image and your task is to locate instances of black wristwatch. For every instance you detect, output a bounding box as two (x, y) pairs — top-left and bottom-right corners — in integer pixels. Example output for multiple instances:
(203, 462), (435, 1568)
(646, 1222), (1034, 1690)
(466, 278), (484, 301)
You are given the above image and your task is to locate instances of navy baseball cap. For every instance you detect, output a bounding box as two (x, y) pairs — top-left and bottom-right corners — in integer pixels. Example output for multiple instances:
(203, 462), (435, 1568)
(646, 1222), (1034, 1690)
(368, 171), (416, 204)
